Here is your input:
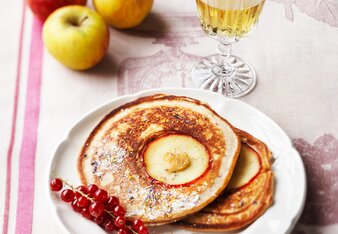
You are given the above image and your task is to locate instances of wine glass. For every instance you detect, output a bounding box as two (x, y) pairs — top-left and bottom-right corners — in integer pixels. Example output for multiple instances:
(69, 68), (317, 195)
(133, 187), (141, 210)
(193, 0), (265, 98)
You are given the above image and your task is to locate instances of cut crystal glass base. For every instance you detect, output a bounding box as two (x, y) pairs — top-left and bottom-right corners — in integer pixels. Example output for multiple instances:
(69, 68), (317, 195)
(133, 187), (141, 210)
(192, 55), (256, 98)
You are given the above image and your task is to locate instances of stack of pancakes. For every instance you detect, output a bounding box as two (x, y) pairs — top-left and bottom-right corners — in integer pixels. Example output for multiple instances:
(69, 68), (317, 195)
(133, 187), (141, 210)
(78, 94), (274, 232)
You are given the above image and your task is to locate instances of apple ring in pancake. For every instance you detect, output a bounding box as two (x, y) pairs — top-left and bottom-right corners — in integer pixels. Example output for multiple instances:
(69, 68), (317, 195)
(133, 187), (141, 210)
(176, 129), (274, 231)
(77, 94), (241, 225)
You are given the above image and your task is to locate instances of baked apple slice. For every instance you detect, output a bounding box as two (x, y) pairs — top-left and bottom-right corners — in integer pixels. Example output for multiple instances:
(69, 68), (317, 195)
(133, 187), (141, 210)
(143, 134), (210, 186)
(227, 143), (261, 190)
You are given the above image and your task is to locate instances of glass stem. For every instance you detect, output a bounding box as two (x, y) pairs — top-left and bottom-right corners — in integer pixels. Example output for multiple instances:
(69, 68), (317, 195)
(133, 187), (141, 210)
(211, 42), (234, 78)
(218, 42), (232, 64)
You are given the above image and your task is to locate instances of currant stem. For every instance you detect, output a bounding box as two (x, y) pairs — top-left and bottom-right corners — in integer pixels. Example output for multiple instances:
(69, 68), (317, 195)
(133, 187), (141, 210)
(57, 177), (138, 234)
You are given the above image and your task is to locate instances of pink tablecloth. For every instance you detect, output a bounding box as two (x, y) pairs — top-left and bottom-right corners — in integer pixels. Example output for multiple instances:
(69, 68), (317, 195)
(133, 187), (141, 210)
(1, 0), (338, 233)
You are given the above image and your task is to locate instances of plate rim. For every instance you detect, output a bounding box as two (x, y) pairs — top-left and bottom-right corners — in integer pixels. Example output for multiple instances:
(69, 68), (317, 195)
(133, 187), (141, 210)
(47, 87), (307, 234)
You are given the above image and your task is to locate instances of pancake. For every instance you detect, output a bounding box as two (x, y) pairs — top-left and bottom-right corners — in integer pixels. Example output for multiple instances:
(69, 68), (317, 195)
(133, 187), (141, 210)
(176, 129), (274, 231)
(77, 94), (241, 225)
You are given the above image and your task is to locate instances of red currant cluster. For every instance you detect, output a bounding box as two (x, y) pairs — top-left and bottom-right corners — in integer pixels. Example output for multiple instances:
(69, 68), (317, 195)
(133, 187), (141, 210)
(50, 178), (149, 234)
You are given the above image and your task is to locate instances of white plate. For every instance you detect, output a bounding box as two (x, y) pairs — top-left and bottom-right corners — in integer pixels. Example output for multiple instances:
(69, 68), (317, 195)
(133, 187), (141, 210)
(48, 88), (306, 234)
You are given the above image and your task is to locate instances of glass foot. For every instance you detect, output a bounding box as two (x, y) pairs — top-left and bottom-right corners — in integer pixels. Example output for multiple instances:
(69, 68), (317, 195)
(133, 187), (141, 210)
(192, 55), (257, 98)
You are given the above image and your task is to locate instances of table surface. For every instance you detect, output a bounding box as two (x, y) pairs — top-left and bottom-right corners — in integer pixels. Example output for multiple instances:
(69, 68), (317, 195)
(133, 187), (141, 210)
(1, 0), (338, 233)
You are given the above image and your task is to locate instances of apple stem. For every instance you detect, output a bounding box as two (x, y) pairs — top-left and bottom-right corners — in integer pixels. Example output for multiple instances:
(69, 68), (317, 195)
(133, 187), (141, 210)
(78, 16), (88, 25)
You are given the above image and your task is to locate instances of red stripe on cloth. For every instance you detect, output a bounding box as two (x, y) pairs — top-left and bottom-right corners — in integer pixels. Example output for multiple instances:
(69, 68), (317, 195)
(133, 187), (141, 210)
(14, 17), (43, 234)
(2, 3), (26, 234)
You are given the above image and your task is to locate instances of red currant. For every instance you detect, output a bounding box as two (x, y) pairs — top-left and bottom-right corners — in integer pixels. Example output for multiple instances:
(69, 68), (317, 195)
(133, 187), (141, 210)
(81, 207), (92, 220)
(61, 189), (75, 203)
(104, 220), (115, 232)
(75, 192), (81, 199)
(89, 201), (105, 218)
(113, 205), (125, 217)
(137, 225), (148, 234)
(96, 213), (110, 226)
(94, 189), (108, 203)
(75, 185), (89, 199)
(114, 216), (126, 228)
(87, 184), (99, 197)
(105, 196), (119, 211)
(77, 196), (89, 208)
(117, 227), (129, 234)
(50, 178), (63, 191)
(71, 199), (81, 213)
(132, 219), (144, 230)
(77, 185), (89, 194)
(93, 214), (105, 225)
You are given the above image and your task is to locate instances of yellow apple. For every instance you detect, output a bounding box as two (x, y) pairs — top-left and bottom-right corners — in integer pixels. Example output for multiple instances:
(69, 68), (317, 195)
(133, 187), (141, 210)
(93, 0), (153, 29)
(42, 6), (109, 70)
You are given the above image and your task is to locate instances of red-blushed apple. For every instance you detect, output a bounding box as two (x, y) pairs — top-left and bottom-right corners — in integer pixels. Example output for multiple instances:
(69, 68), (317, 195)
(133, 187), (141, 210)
(27, 0), (87, 22)
(42, 6), (110, 70)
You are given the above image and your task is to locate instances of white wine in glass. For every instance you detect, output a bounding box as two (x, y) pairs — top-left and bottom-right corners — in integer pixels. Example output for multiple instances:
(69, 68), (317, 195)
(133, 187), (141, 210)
(193, 0), (265, 98)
